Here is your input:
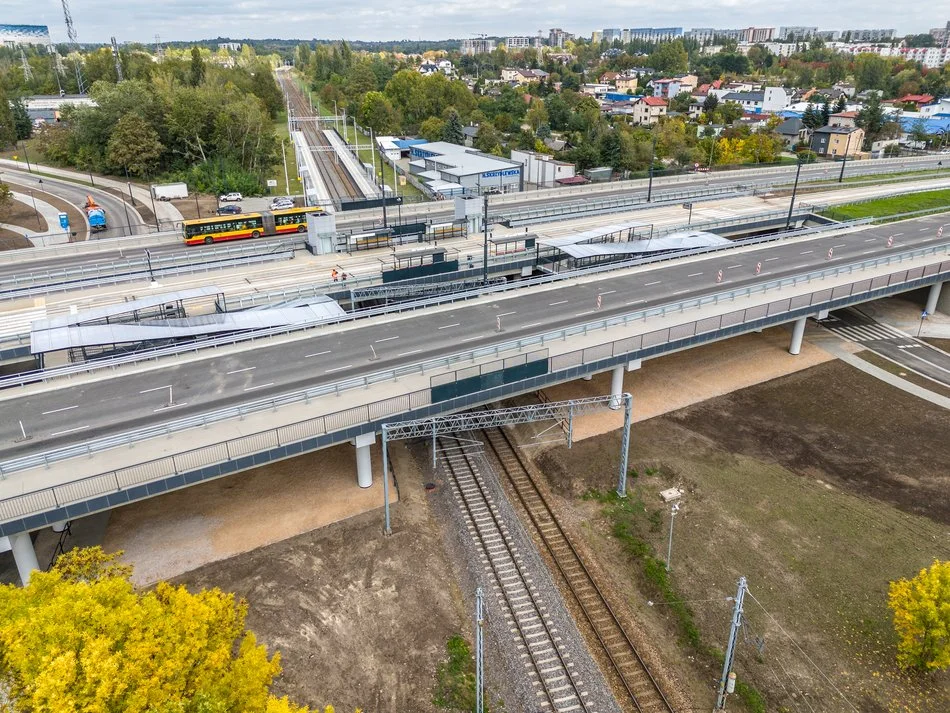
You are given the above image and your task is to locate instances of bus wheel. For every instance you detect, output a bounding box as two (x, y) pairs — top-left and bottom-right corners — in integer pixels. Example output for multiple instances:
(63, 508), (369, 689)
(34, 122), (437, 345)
(251, 230), (261, 238)
(204, 236), (214, 244)
(297, 224), (307, 233)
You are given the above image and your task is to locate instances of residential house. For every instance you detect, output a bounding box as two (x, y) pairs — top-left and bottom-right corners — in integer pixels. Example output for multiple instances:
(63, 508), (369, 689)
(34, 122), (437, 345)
(633, 96), (668, 126)
(419, 59), (454, 76)
(648, 74), (698, 99)
(615, 73), (639, 92)
(581, 83), (614, 97)
(546, 52), (575, 65)
(775, 117), (811, 149)
(832, 82), (856, 98)
(828, 111), (859, 128)
(715, 87), (789, 113)
(461, 125), (479, 148)
(501, 68), (549, 85)
(894, 94), (935, 110)
(599, 71), (620, 85)
(809, 125), (865, 157)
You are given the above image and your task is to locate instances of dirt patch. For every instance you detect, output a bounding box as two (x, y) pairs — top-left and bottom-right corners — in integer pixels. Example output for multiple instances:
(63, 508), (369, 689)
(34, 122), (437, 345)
(172, 442), (467, 713)
(0, 228), (32, 250)
(534, 360), (950, 712)
(924, 338), (950, 352)
(6, 181), (86, 242)
(172, 194), (219, 220)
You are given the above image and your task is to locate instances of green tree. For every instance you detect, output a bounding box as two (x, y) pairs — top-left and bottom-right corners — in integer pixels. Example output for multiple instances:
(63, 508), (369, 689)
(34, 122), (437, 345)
(854, 53), (888, 92)
(358, 91), (400, 135)
(441, 109), (464, 144)
(419, 116), (446, 142)
(702, 93), (719, 116)
(834, 95), (848, 114)
(669, 91), (693, 113)
(820, 100), (831, 127)
(189, 46), (205, 87)
(909, 118), (930, 147)
(0, 85), (18, 148)
(345, 61), (380, 102)
(718, 101), (743, 125)
(525, 99), (549, 131)
(544, 93), (571, 130)
(888, 560), (950, 671)
(0, 547), (314, 712)
(857, 93), (887, 148)
(473, 123), (501, 153)
(0, 182), (12, 221)
(649, 41), (689, 74)
(106, 112), (164, 176)
(10, 98), (32, 140)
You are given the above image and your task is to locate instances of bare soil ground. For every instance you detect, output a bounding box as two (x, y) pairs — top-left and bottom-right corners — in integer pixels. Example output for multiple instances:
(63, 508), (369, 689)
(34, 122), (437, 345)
(172, 195), (219, 221)
(534, 360), (950, 712)
(172, 442), (468, 713)
(0, 228), (32, 250)
(4, 181), (87, 243)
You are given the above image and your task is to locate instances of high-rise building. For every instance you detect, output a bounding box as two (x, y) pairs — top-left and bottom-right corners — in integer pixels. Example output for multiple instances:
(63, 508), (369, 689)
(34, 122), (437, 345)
(507, 36), (536, 50)
(778, 26), (818, 41)
(626, 27), (683, 43)
(930, 22), (950, 49)
(548, 28), (573, 48)
(0, 24), (50, 47)
(461, 38), (495, 55)
(840, 29), (895, 42)
(603, 28), (623, 44)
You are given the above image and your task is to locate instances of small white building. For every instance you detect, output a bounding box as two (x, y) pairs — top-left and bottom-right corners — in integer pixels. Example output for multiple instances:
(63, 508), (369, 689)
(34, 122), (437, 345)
(510, 150), (576, 187)
(419, 59), (455, 76)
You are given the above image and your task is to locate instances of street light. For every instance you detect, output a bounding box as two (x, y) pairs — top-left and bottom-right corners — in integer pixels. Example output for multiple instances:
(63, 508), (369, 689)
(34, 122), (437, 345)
(785, 154), (806, 231)
(647, 130), (658, 202)
(666, 501), (681, 572)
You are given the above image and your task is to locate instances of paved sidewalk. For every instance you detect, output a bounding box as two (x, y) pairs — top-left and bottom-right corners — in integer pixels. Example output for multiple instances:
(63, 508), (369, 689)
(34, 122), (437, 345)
(9, 191), (74, 246)
(854, 295), (950, 338)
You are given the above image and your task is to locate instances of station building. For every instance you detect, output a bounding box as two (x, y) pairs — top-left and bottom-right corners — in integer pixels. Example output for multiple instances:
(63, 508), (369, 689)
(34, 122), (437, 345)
(408, 142), (524, 196)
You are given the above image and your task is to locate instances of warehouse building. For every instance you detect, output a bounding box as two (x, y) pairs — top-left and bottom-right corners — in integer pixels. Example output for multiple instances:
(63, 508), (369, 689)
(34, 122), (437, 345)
(409, 142), (524, 196)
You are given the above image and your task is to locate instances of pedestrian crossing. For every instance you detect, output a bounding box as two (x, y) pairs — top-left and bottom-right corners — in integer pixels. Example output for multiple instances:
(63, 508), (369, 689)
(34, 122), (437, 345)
(822, 319), (907, 343)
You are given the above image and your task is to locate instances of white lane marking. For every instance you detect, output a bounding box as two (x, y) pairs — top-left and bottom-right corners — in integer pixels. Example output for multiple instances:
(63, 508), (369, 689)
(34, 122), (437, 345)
(243, 383), (274, 392)
(397, 349), (422, 357)
(154, 403), (188, 412)
(374, 336), (399, 343)
(497, 311), (517, 317)
(919, 227), (929, 232)
(226, 366), (256, 375)
(864, 238), (876, 242)
(41, 405), (78, 415)
(461, 336), (482, 342)
(832, 244), (845, 248)
(687, 272), (703, 277)
(892, 233), (904, 237)
(599, 289), (616, 295)
(140, 385), (172, 394)
(862, 250), (873, 254)
(903, 350), (950, 375)
(645, 280), (661, 286)
(765, 257), (780, 262)
(549, 300), (568, 306)
(726, 264), (742, 269)
(627, 299), (646, 306)
(800, 250), (813, 254)
(325, 364), (354, 373)
(438, 323), (460, 330)
(673, 289), (688, 295)
(50, 425), (89, 437)
(304, 350), (331, 358)
(522, 322), (543, 329)
(574, 310), (597, 317)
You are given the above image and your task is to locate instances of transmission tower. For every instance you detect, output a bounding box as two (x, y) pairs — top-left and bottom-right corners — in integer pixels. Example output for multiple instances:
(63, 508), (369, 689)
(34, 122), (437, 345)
(154, 34), (164, 62)
(49, 45), (65, 95)
(60, 0), (87, 94)
(110, 36), (123, 81)
(20, 49), (33, 81)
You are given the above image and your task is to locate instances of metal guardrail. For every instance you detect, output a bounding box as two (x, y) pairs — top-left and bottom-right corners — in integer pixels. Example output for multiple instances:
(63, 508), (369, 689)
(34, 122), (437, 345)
(0, 247), (947, 526)
(1, 239), (947, 482)
(0, 215), (873, 389)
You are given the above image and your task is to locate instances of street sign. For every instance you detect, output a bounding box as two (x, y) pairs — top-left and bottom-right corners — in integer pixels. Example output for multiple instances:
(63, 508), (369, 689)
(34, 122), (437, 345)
(682, 202), (692, 209)
(266, 179), (278, 187)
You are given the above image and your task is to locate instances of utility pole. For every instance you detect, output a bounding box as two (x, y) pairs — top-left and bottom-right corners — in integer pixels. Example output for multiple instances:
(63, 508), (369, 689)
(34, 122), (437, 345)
(19, 49), (33, 81)
(110, 36), (123, 82)
(838, 155), (847, 183)
(475, 587), (485, 713)
(482, 194), (489, 284)
(647, 131), (657, 202)
(716, 576), (748, 710)
(785, 157), (804, 230)
(665, 501), (681, 571)
(281, 138), (290, 196)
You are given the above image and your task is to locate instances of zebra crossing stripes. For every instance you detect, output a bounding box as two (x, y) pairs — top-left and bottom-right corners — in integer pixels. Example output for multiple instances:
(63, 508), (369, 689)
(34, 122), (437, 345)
(825, 321), (906, 342)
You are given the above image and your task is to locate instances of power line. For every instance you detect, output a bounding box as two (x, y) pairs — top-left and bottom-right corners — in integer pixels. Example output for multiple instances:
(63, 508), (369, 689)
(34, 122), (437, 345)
(746, 589), (860, 713)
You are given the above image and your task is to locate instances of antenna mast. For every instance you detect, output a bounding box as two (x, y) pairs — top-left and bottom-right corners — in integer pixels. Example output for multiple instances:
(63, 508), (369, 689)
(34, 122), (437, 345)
(60, 0), (87, 94)
(20, 49), (33, 81)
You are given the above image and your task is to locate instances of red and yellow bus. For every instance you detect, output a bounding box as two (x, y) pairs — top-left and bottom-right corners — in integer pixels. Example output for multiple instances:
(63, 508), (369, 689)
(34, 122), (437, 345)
(181, 206), (325, 245)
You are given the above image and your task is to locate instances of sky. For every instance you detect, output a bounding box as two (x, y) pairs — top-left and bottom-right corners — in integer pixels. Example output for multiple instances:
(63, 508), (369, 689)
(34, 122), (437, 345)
(1, 1), (942, 45)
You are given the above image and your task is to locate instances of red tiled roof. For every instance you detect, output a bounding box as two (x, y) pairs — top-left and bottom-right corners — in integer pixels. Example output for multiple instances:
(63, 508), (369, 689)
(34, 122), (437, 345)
(897, 94), (934, 104)
(641, 96), (668, 106)
(831, 111), (858, 117)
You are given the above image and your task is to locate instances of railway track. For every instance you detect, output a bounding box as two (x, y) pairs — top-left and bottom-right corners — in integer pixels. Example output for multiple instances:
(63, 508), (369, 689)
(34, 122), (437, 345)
(277, 74), (364, 203)
(481, 426), (676, 713)
(437, 435), (598, 713)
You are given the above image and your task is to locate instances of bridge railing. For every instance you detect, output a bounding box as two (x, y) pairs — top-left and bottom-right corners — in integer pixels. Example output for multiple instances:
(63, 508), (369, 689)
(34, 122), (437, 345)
(1, 240), (947, 487)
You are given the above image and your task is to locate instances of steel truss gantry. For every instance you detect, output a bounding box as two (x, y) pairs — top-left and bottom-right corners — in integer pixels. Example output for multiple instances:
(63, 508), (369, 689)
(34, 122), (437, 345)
(380, 393), (633, 533)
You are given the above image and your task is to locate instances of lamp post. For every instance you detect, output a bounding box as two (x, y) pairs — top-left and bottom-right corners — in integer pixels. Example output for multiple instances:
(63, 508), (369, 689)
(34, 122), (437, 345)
(666, 501), (681, 572)
(785, 155), (805, 231)
(646, 131), (657, 202)
(483, 194), (489, 285)
(838, 154), (847, 183)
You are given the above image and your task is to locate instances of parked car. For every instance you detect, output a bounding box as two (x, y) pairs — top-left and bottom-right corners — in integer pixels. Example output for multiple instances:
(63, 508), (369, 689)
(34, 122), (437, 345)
(216, 204), (243, 215)
(219, 192), (243, 202)
(270, 198), (294, 210)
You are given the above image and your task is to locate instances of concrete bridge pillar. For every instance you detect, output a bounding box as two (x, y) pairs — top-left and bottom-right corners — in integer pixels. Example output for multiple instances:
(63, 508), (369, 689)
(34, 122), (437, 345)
(925, 281), (944, 316)
(582, 374), (593, 381)
(353, 432), (376, 488)
(609, 365), (624, 409)
(789, 317), (807, 355)
(10, 532), (38, 586)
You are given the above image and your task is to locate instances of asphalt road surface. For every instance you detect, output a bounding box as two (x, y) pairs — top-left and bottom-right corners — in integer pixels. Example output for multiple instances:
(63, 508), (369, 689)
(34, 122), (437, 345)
(1, 167), (146, 241)
(822, 307), (950, 386)
(1, 212), (948, 460)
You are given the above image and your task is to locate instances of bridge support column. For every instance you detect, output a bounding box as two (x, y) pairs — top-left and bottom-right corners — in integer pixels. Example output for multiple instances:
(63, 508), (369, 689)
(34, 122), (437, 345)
(582, 374), (593, 381)
(353, 433), (376, 488)
(609, 365), (624, 409)
(10, 532), (38, 586)
(789, 317), (807, 355)
(925, 281), (944, 316)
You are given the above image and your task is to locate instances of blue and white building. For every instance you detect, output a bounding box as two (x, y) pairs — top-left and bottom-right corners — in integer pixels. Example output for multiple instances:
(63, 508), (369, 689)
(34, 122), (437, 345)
(409, 142), (524, 196)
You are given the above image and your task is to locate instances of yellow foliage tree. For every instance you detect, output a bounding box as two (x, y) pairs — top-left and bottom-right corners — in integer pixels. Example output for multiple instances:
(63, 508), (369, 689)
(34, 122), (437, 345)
(0, 547), (313, 712)
(887, 559), (950, 671)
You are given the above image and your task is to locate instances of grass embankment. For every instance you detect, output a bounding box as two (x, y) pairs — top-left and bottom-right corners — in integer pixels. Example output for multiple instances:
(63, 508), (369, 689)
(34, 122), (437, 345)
(821, 187), (950, 221)
(273, 111), (299, 197)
